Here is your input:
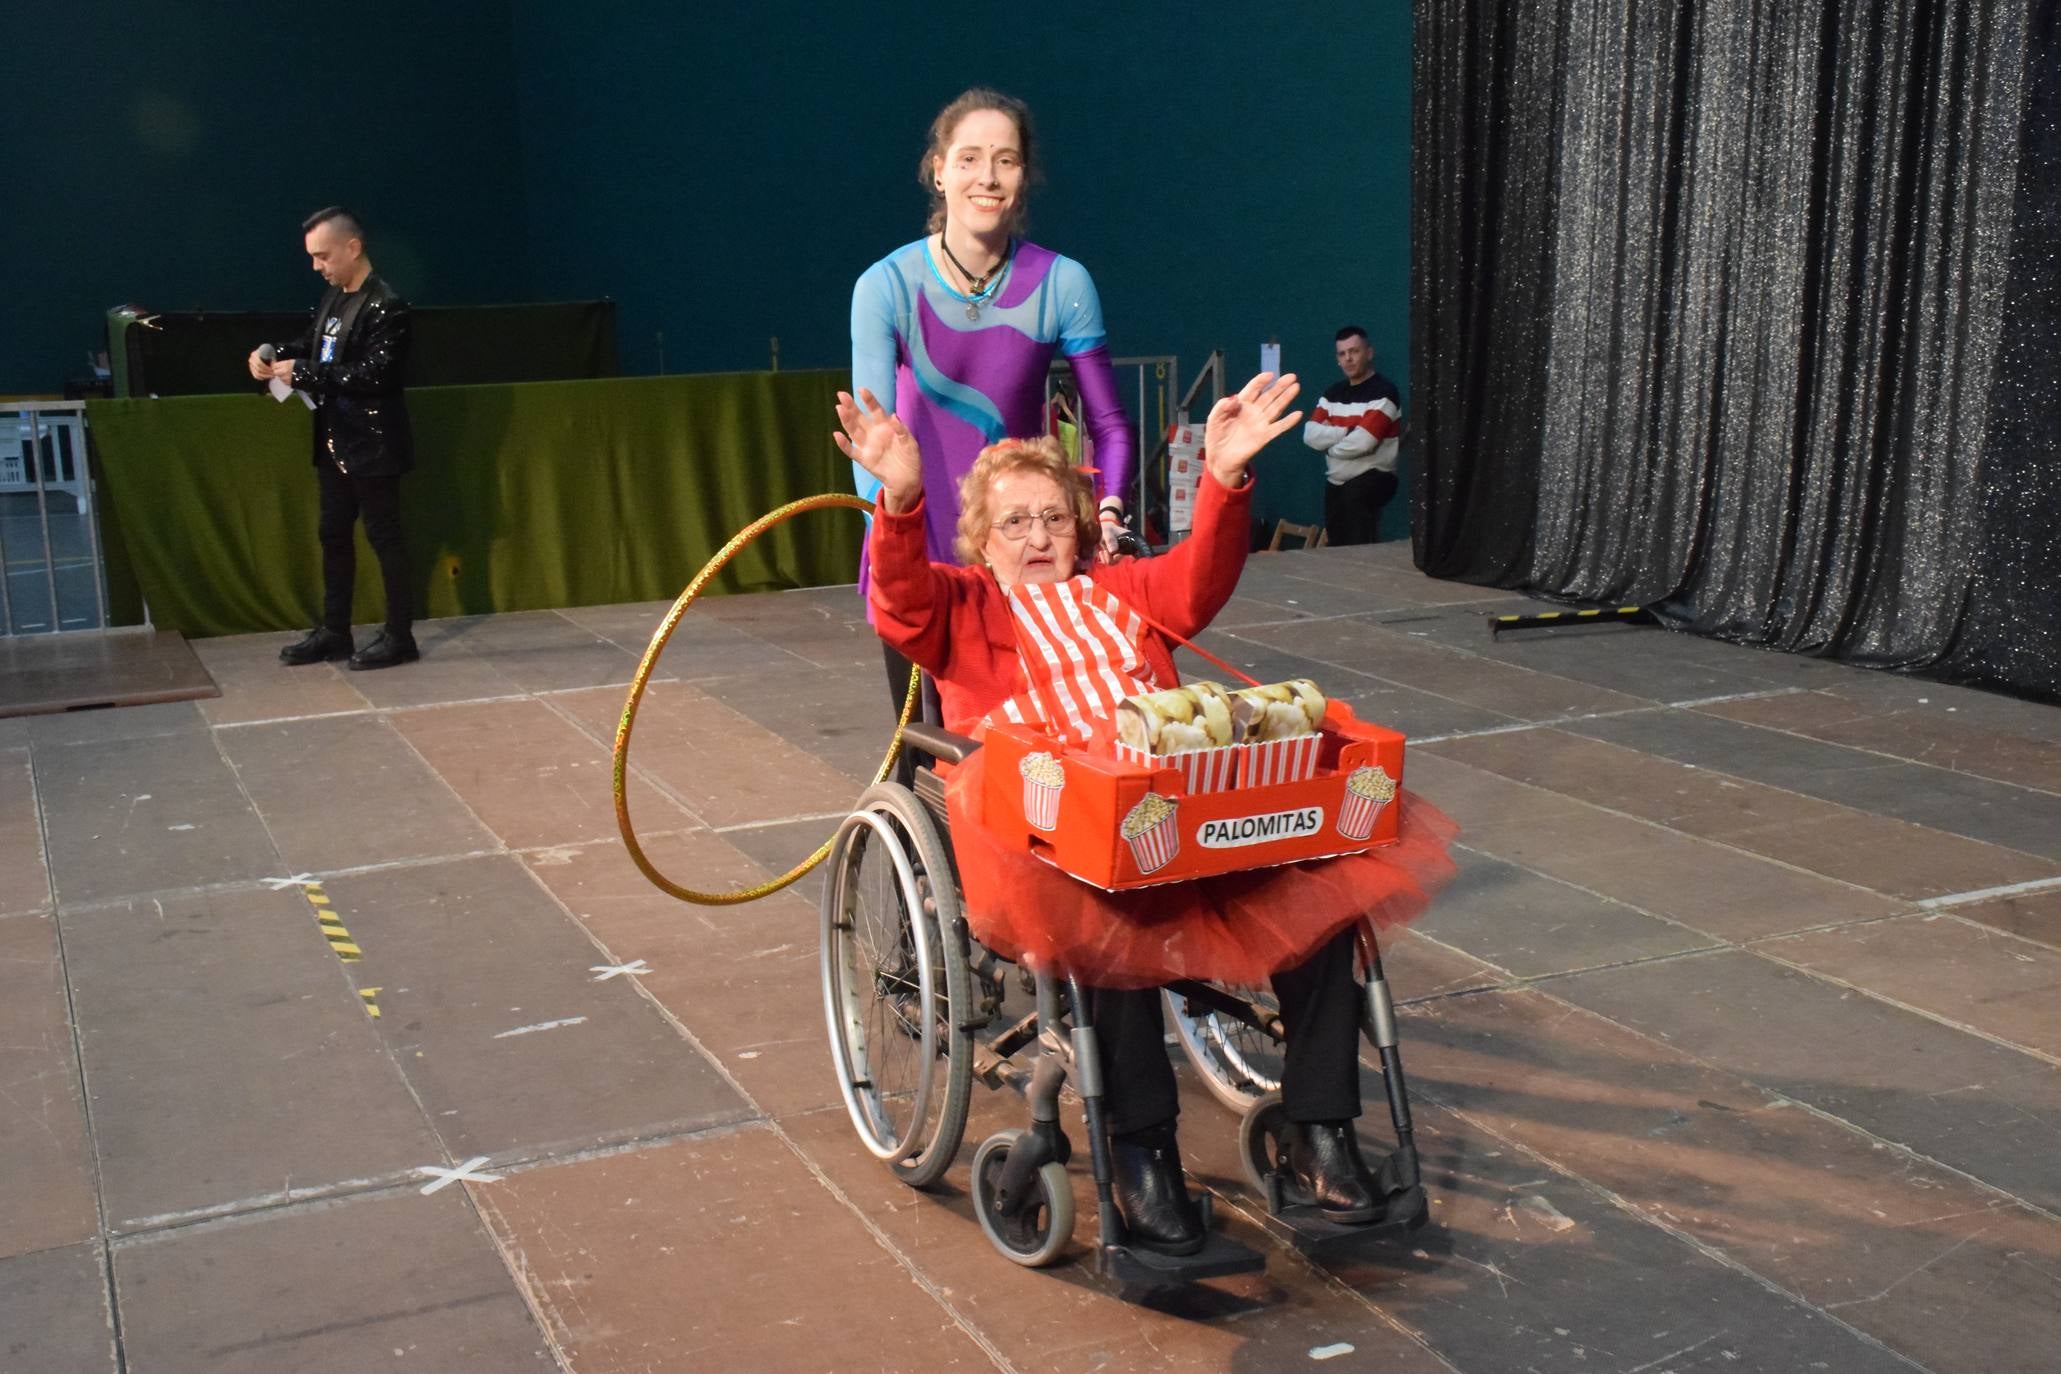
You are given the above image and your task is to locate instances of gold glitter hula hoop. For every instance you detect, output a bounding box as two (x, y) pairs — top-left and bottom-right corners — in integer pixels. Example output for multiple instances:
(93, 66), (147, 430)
(612, 492), (919, 906)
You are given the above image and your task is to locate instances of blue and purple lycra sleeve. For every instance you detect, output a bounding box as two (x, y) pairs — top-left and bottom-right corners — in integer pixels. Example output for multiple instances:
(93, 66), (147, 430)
(1052, 259), (1134, 505)
(849, 263), (900, 505)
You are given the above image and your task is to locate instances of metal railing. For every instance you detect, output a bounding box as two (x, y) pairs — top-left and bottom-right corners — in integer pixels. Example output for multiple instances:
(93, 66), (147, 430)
(1045, 351), (1225, 550)
(2, 402), (112, 635)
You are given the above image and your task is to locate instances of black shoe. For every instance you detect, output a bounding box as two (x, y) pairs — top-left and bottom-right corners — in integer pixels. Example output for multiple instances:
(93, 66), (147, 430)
(279, 627), (354, 666)
(347, 629), (420, 671)
(1283, 1121), (1381, 1224)
(1111, 1131), (1206, 1256)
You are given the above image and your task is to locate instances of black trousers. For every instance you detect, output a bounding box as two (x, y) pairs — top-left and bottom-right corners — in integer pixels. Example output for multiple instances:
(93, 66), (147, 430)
(1093, 929), (1363, 1138)
(316, 465), (412, 638)
(1322, 468), (1400, 547)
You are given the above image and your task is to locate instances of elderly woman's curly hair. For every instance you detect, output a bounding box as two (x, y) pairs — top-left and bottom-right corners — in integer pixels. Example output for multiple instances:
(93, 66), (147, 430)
(954, 436), (1099, 566)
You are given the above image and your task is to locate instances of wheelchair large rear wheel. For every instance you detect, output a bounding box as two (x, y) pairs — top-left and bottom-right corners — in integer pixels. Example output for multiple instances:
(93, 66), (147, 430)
(821, 782), (974, 1188)
(1166, 986), (1285, 1114)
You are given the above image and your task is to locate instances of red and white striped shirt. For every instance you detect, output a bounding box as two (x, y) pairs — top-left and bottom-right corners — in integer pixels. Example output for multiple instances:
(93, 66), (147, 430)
(1303, 373), (1402, 483)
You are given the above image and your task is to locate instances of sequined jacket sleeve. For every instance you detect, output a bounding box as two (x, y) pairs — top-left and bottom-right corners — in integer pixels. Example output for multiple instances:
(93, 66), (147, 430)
(289, 294), (412, 398)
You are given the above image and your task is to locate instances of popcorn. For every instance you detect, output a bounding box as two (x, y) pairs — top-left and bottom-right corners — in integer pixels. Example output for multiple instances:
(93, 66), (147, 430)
(1229, 679), (1327, 742)
(1115, 683), (1234, 755)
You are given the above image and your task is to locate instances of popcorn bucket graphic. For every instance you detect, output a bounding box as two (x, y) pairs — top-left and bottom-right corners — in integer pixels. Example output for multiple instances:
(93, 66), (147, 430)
(1120, 793), (1181, 874)
(1337, 765), (1398, 841)
(1019, 752), (1065, 832)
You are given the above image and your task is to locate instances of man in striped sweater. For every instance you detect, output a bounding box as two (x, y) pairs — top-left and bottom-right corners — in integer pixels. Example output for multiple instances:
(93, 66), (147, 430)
(1301, 325), (1402, 545)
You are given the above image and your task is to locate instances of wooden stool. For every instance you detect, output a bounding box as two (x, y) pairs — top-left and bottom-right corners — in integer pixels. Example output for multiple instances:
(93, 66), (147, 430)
(1267, 519), (1327, 551)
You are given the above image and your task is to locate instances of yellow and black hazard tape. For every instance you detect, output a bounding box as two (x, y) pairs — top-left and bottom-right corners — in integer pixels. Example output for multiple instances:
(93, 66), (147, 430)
(302, 883), (361, 961)
(300, 883), (381, 1017)
(1488, 605), (1654, 637)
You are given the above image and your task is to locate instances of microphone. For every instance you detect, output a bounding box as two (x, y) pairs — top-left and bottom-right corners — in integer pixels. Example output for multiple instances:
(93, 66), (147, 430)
(257, 343), (277, 363)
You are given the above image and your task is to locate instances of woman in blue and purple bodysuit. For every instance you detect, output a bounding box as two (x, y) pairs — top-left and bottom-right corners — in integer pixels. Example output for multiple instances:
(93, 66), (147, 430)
(852, 88), (1135, 703)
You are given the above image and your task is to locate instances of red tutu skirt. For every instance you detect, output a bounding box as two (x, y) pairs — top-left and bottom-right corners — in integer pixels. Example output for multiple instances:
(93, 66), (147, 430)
(944, 750), (1460, 990)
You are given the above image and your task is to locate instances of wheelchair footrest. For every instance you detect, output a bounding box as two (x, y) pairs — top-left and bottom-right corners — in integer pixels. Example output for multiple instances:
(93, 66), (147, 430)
(1269, 1185), (1430, 1243)
(1098, 1232), (1265, 1287)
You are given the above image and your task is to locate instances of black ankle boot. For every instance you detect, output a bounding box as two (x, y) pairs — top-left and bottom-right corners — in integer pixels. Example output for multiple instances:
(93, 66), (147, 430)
(1284, 1121), (1380, 1224)
(279, 627), (354, 666)
(1111, 1128), (1205, 1256)
(348, 628), (420, 671)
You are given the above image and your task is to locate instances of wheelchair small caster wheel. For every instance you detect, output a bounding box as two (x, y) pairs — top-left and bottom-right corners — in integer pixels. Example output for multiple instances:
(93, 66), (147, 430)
(972, 1130), (1073, 1267)
(1237, 1091), (1289, 1198)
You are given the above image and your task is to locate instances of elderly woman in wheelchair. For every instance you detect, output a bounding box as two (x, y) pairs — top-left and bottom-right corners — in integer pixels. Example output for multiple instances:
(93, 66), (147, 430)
(825, 373), (1455, 1280)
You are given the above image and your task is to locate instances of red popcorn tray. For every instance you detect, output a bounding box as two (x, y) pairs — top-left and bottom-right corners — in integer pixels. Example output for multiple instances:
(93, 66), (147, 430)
(981, 702), (1405, 891)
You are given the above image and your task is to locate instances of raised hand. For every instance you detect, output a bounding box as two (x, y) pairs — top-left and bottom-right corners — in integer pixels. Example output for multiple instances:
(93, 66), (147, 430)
(1204, 372), (1303, 488)
(833, 388), (923, 511)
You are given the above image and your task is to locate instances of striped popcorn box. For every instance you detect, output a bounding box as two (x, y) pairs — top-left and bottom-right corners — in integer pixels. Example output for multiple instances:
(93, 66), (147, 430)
(1337, 764), (1399, 841)
(1018, 751), (1065, 831)
(1238, 734), (1324, 788)
(1113, 743), (1241, 794)
(1120, 793), (1181, 874)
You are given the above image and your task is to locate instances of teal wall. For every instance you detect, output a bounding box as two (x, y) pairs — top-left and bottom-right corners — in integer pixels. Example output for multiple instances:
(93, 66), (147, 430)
(10, 1), (1413, 533)
(0, 1), (531, 395)
(508, 0), (1414, 534)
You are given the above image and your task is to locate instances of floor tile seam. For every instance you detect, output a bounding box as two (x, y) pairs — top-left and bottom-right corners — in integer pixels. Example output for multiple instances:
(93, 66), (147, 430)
(9, 736), (55, 910)
(1180, 1187), (1466, 1373)
(1386, 930), (1523, 1006)
(1399, 1095), (1940, 1373)
(11, 742), (53, 918)
(1487, 942), (1738, 990)
(1916, 873), (2061, 911)
(50, 845), (521, 916)
(1424, 984), (2061, 1226)
(461, 1184), (577, 1373)
(765, 1131), (1023, 1374)
(208, 704), (378, 730)
(1406, 690), (1804, 746)
(578, 614), (823, 675)
(96, 1118), (772, 1257)
(512, 827), (707, 863)
(1204, 630), (1543, 724)
(1422, 736), (2058, 898)
(1461, 724), (2061, 872)
(1282, 568), (1522, 611)
(1662, 708), (2061, 810)
(1737, 946), (2061, 1072)
(33, 738), (132, 1370)
(381, 711), (525, 858)
(1768, 1094), (2061, 1225)
(436, 1104), (770, 1360)
(1447, 838), (1751, 956)
(710, 808), (859, 835)
(1929, 907), (2061, 957)
(506, 854), (1017, 1373)
(1685, 706), (2061, 801)
(1210, 623), (1659, 722)
(531, 691), (715, 831)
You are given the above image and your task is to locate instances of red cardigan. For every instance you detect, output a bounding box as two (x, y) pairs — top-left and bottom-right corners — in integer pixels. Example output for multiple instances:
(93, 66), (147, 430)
(869, 471), (1256, 735)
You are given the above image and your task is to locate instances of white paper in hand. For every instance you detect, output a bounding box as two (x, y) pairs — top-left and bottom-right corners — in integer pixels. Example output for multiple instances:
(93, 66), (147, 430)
(268, 377), (315, 410)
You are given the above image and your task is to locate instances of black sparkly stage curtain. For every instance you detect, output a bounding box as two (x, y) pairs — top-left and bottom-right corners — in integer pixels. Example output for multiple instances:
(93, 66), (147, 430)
(1411, 0), (2060, 699)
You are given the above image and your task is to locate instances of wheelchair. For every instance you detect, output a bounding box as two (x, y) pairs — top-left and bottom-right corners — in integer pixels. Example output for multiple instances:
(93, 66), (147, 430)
(817, 703), (1431, 1286)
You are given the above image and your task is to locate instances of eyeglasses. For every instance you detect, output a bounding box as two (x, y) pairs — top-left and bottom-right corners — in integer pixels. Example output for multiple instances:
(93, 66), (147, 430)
(992, 508), (1077, 541)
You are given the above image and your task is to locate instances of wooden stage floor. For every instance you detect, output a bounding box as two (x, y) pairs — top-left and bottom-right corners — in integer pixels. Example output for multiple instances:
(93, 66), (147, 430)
(4, 539), (2056, 1372)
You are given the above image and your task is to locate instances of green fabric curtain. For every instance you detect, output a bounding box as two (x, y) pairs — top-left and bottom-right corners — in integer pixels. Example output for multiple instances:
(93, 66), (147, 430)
(87, 369), (862, 637)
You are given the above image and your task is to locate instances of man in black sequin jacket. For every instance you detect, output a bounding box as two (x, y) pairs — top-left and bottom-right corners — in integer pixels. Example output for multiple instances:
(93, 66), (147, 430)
(248, 205), (419, 670)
